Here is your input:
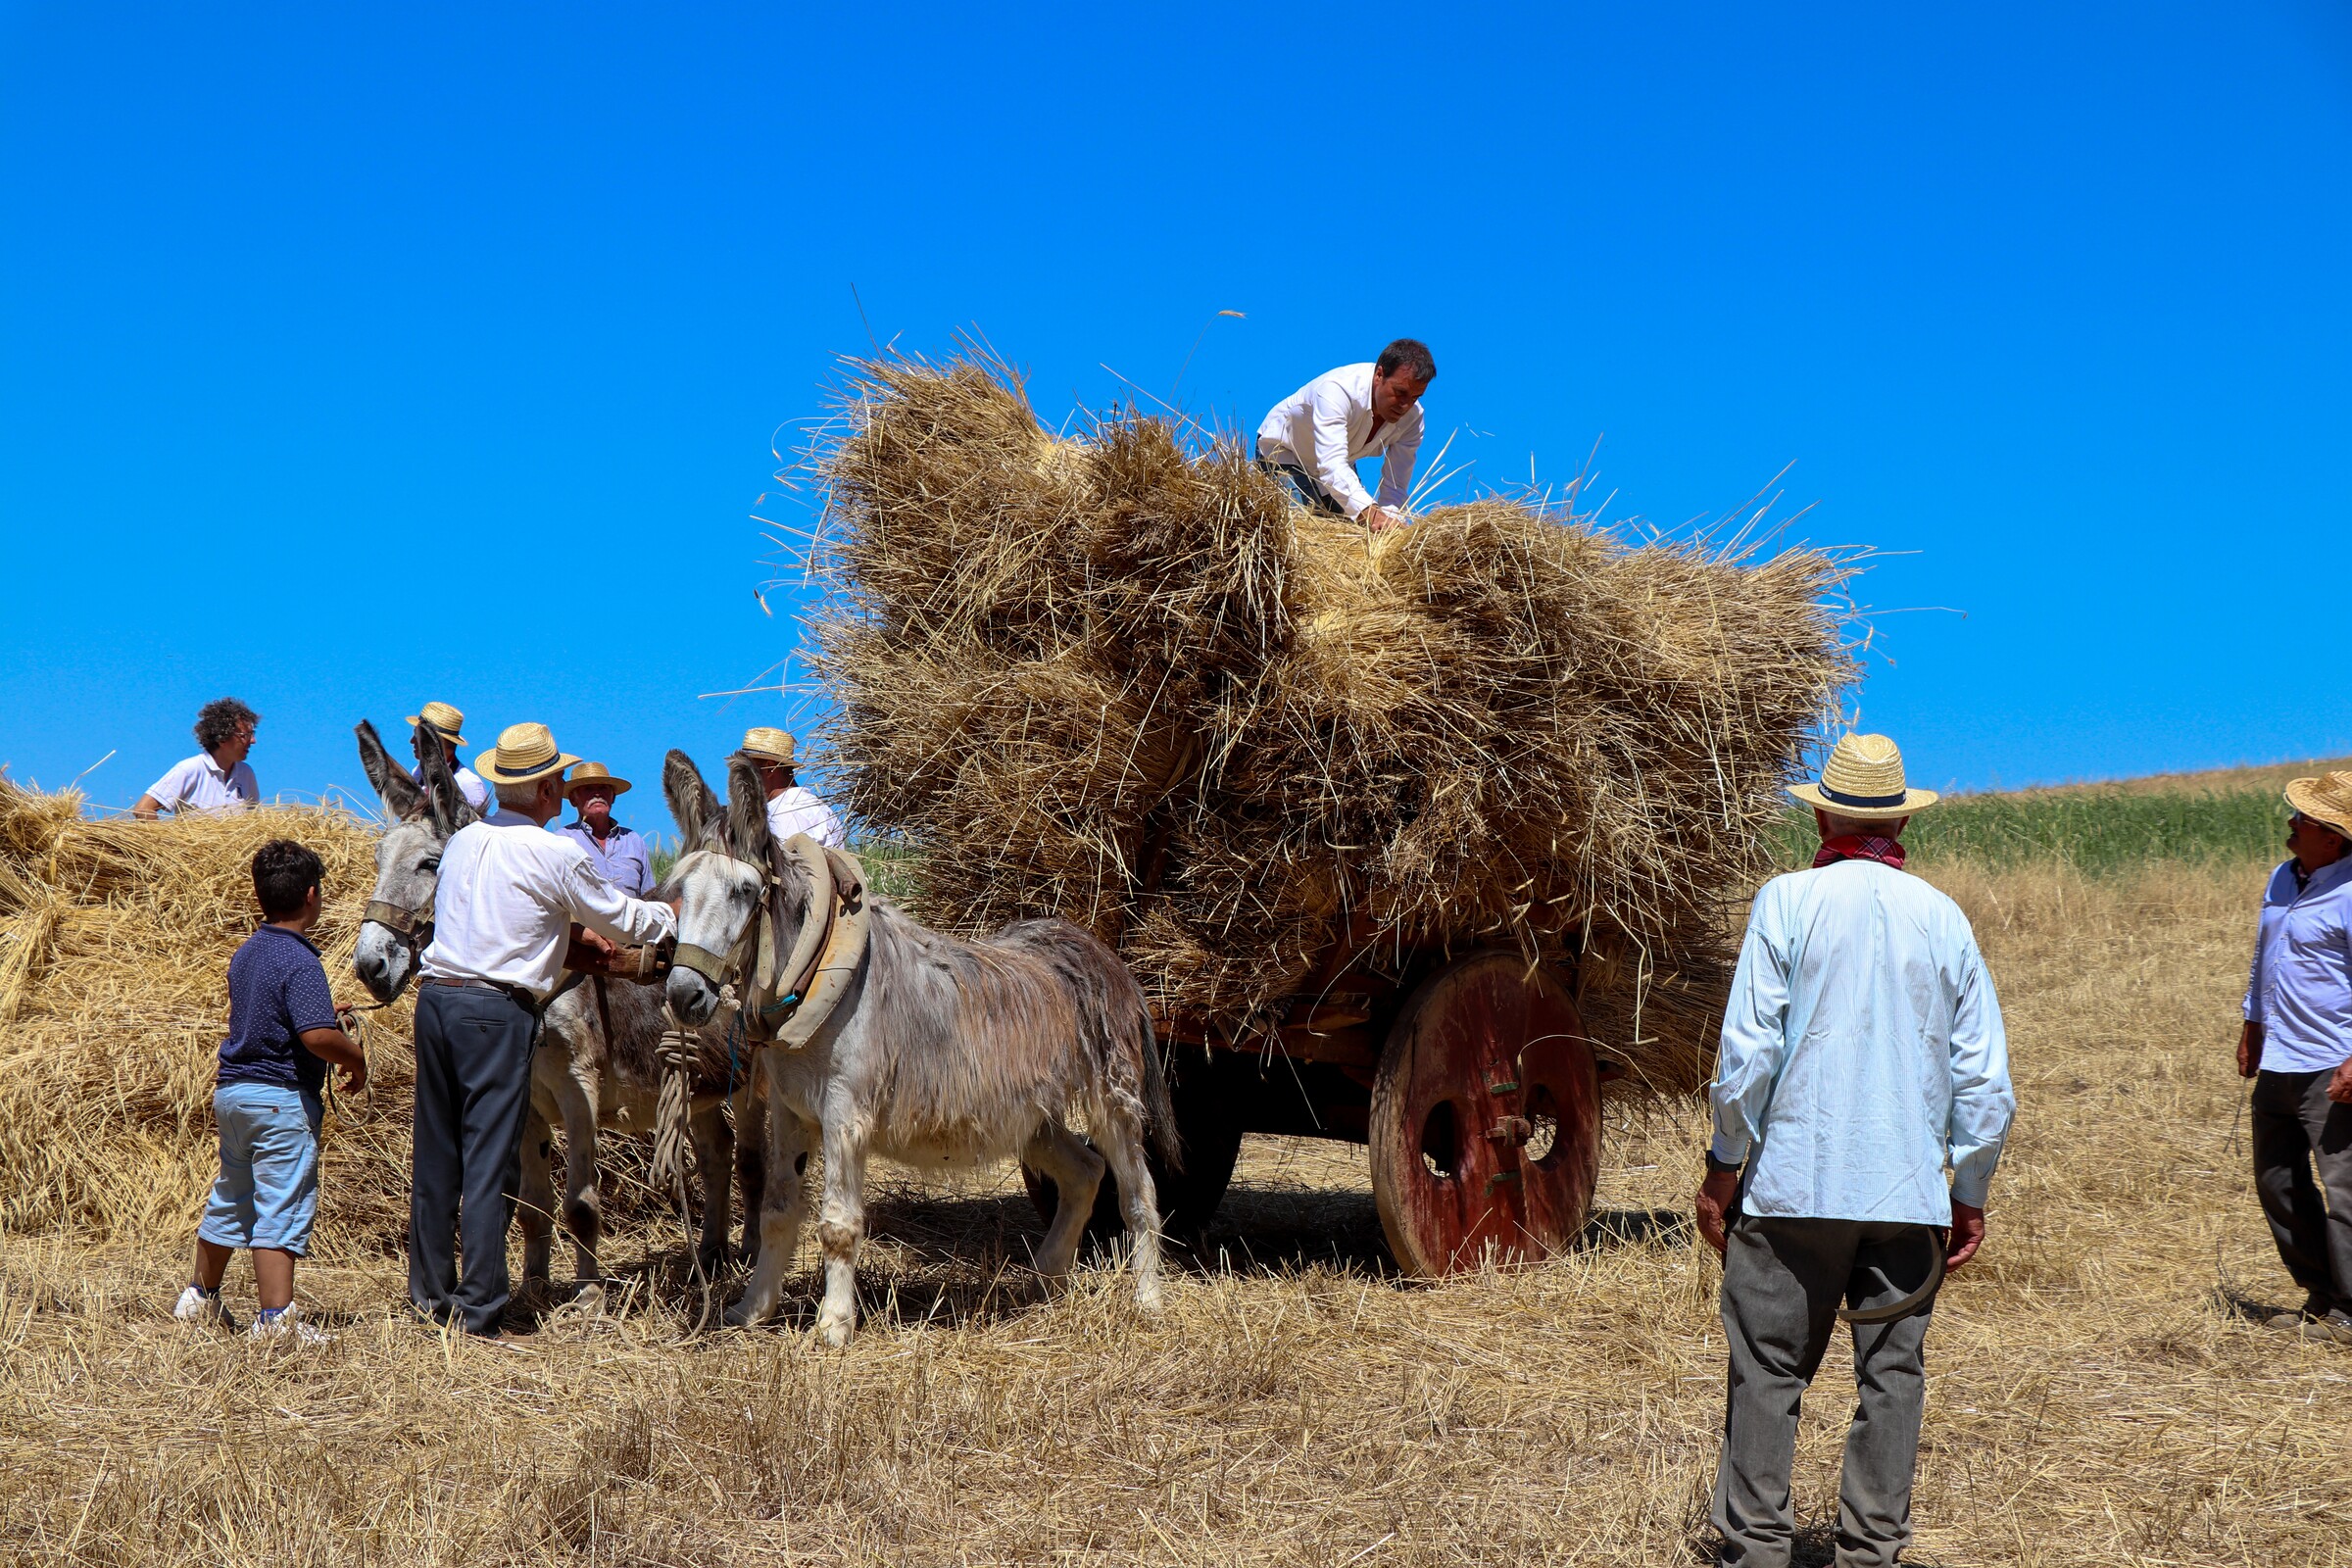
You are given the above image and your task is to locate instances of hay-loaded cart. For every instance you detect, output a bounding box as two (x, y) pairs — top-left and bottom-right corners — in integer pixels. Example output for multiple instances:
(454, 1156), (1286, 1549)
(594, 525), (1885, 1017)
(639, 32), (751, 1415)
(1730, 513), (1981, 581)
(812, 355), (1857, 1281)
(1028, 915), (1615, 1278)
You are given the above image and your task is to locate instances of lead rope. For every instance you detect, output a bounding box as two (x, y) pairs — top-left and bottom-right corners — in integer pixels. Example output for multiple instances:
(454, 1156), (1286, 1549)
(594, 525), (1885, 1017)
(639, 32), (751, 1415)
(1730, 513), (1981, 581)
(656, 994), (733, 1318)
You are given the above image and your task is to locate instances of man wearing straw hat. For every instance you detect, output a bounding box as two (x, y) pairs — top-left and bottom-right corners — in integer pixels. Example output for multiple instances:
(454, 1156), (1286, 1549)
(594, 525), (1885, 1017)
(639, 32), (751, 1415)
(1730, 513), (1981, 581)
(2237, 770), (2352, 1347)
(404, 701), (490, 815)
(559, 761), (656, 900)
(1695, 732), (2015, 1567)
(740, 727), (846, 849)
(1253, 339), (1435, 533)
(409, 721), (677, 1340)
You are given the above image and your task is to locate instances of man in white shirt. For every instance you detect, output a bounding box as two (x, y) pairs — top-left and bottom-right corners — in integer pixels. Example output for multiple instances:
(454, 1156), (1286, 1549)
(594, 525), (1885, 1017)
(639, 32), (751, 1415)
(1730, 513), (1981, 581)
(133, 698), (261, 819)
(410, 720), (677, 1340)
(1253, 339), (1435, 532)
(404, 700), (491, 814)
(1696, 733), (2014, 1567)
(741, 726), (846, 848)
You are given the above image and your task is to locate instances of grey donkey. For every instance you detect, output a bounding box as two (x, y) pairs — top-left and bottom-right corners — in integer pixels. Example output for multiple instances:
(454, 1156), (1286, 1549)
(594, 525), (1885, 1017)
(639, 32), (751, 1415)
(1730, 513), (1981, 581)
(351, 719), (761, 1306)
(661, 750), (1178, 1346)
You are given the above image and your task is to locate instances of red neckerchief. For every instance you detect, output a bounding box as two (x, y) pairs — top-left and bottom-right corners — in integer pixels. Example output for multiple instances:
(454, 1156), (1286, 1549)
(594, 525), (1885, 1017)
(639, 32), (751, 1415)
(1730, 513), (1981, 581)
(1813, 834), (1906, 870)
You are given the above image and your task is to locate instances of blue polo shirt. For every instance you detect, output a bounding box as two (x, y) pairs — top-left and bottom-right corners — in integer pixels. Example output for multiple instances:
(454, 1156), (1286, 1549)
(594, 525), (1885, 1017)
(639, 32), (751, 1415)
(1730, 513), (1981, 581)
(217, 923), (341, 1097)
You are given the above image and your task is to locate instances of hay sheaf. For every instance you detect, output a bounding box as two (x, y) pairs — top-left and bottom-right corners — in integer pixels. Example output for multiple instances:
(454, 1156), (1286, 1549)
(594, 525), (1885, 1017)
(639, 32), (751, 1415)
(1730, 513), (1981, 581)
(0, 779), (416, 1249)
(809, 357), (1859, 1091)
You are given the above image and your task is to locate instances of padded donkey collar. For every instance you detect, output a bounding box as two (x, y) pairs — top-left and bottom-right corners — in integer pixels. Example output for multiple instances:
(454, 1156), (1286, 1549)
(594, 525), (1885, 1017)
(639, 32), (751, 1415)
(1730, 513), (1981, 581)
(755, 833), (835, 1024)
(771, 846), (870, 1051)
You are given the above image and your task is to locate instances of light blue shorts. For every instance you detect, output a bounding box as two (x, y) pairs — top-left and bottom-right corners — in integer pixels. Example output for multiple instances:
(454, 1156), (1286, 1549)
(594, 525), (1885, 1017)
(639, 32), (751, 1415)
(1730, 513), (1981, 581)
(197, 1081), (324, 1256)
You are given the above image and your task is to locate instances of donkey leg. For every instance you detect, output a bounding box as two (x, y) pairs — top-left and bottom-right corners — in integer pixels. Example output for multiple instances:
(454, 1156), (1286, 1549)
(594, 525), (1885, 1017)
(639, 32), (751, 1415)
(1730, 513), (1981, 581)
(1091, 1103), (1167, 1312)
(690, 1099), (736, 1275)
(556, 1063), (605, 1309)
(725, 1094), (814, 1327)
(812, 1116), (872, 1348)
(517, 1094), (558, 1294)
(1022, 1120), (1106, 1286)
(731, 1054), (769, 1269)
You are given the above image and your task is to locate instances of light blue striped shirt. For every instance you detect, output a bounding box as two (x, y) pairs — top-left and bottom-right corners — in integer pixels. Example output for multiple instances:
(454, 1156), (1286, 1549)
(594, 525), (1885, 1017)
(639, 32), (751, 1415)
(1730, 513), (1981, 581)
(2242, 857), (2352, 1074)
(1710, 859), (2015, 1223)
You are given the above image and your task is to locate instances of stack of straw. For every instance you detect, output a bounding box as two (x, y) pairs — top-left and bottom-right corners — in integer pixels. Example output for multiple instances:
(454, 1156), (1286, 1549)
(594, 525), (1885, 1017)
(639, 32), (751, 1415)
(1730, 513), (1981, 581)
(806, 357), (1861, 1095)
(0, 779), (416, 1249)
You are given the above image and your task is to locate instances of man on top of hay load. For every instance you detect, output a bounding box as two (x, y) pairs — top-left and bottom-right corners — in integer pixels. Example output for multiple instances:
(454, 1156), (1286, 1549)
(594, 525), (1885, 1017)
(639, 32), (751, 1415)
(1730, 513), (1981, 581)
(1694, 732), (2015, 1568)
(133, 697), (260, 819)
(2237, 770), (2352, 1347)
(742, 727), (846, 848)
(405, 700), (491, 814)
(410, 721), (677, 1341)
(1253, 339), (1434, 532)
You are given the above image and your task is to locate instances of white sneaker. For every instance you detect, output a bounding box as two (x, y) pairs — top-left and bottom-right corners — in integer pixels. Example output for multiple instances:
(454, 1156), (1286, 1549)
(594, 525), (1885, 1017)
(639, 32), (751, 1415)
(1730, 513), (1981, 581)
(172, 1285), (238, 1331)
(246, 1305), (333, 1347)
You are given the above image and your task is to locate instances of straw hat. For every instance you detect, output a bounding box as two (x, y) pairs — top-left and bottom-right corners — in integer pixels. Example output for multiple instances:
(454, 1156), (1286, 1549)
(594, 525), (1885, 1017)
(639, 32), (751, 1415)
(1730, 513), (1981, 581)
(1788, 733), (1938, 821)
(2284, 771), (2352, 840)
(472, 722), (581, 787)
(565, 760), (631, 799)
(741, 727), (797, 766)
(403, 701), (466, 745)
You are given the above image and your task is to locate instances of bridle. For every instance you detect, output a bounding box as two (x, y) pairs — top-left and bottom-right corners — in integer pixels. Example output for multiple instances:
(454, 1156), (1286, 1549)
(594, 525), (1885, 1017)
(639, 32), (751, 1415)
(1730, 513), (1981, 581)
(361, 896), (434, 978)
(667, 835), (868, 1048)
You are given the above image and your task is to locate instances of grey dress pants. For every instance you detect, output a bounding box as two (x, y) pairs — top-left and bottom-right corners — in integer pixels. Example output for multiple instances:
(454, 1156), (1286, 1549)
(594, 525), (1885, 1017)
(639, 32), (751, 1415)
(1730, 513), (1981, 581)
(2250, 1066), (2352, 1311)
(408, 984), (537, 1336)
(1713, 1215), (1941, 1568)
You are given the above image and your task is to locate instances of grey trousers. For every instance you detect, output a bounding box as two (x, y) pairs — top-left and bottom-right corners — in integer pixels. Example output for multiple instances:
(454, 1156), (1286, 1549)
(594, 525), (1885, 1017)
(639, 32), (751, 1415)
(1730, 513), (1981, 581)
(1713, 1215), (1940, 1568)
(408, 985), (536, 1336)
(2251, 1067), (2352, 1311)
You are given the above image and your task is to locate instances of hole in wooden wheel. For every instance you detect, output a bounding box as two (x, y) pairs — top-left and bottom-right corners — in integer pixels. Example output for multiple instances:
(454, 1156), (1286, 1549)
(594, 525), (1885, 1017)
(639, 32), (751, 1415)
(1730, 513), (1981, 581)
(1419, 1100), (1461, 1179)
(1524, 1084), (1560, 1166)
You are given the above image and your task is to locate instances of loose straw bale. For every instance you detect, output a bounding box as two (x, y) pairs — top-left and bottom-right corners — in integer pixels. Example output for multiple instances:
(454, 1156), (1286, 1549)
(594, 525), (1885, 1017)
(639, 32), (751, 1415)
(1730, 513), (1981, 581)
(0, 778), (416, 1250)
(808, 356), (1859, 1093)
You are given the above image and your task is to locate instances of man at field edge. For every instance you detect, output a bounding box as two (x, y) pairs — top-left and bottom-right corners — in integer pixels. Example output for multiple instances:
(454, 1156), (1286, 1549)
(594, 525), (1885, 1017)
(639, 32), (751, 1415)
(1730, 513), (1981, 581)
(408, 721), (677, 1341)
(2236, 770), (2352, 1346)
(741, 727), (846, 849)
(1695, 732), (2016, 1568)
(1253, 339), (1434, 533)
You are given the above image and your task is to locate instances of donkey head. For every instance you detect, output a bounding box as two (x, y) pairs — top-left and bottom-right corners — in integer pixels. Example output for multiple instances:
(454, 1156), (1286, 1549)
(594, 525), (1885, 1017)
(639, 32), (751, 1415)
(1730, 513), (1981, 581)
(353, 717), (478, 1004)
(661, 748), (793, 1026)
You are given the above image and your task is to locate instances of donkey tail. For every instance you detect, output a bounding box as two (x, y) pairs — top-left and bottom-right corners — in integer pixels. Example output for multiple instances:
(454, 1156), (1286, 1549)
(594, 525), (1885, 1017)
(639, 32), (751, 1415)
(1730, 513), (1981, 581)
(1136, 997), (1183, 1173)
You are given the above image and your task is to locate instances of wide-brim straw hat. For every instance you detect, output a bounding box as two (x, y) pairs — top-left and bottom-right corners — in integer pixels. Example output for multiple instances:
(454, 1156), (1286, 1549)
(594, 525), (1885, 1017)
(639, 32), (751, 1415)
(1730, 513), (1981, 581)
(741, 726), (797, 765)
(404, 701), (466, 745)
(473, 722), (581, 787)
(1788, 732), (1938, 821)
(565, 760), (632, 798)
(2284, 771), (2352, 840)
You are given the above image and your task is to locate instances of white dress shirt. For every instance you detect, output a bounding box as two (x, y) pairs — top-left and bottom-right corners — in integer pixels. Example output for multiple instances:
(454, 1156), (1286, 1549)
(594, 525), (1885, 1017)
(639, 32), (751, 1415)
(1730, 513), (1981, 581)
(420, 819), (677, 1002)
(1710, 859), (2015, 1224)
(411, 760), (491, 813)
(144, 753), (259, 815)
(1254, 363), (1424, 519)
(765, 786), (847, 849)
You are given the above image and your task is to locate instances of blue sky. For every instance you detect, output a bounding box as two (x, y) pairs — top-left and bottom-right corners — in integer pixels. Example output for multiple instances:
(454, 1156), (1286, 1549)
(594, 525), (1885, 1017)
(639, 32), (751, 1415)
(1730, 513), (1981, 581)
(3, 3), (2347, 821)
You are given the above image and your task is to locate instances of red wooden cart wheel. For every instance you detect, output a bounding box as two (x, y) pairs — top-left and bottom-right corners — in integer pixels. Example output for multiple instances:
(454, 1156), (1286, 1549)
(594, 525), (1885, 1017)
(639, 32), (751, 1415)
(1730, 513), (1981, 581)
(1368, 952), (1600, 1277)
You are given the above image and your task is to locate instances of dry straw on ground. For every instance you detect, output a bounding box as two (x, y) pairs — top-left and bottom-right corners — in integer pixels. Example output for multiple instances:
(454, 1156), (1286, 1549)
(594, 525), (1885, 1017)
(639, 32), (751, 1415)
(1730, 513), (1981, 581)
(804, 356), (1859, 1092)
(0, 842), (2345, 1564)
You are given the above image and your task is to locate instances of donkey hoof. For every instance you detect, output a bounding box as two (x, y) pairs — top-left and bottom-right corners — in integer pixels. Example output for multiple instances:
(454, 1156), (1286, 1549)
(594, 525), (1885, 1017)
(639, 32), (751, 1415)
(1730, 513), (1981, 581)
(1135, 1281), (1165, 1314)
(722, 1298), (763, 1329)
(571, 1281), (608, 1316)
(814, 1309), (856, 1348)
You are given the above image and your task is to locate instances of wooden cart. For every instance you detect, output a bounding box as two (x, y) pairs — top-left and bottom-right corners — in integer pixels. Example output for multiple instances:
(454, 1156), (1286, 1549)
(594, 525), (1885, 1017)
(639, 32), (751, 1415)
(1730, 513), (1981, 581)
(1029, 912), (1617, 1277)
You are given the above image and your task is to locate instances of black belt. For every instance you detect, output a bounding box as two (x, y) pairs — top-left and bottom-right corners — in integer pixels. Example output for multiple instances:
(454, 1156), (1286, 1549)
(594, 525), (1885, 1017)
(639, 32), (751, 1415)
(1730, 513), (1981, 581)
(420, 975), (542, 1014)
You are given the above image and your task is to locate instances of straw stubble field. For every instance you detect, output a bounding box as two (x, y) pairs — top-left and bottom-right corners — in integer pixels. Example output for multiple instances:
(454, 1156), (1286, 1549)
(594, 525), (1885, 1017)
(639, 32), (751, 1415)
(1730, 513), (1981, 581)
(1, 799), (2348, 1563)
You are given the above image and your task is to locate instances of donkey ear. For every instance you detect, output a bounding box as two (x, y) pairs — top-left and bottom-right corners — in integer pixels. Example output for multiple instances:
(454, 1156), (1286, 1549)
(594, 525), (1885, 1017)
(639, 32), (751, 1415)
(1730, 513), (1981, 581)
(724, 753), (775, 866)
(356, 720), (424, 821)
(414, 720), (472, 836)
(663, 749), (720, 852)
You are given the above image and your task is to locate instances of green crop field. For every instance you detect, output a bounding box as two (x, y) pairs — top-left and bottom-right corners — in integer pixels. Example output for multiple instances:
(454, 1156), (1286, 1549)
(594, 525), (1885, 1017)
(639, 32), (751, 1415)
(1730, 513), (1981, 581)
(1772, 783), (2292, 873)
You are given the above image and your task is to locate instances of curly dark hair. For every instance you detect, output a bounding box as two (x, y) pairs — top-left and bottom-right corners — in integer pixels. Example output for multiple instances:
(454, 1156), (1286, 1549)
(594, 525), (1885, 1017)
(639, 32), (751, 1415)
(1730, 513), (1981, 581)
(194, 698), (259, 754)
(1375, 338), (1437, 383)
(252, 839), (322, 921)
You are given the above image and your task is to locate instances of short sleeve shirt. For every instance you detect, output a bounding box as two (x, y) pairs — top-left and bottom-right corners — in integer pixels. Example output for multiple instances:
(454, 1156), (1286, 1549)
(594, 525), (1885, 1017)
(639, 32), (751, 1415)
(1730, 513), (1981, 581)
(217, 924), (341, 1096)
(146, 754), (259, 815)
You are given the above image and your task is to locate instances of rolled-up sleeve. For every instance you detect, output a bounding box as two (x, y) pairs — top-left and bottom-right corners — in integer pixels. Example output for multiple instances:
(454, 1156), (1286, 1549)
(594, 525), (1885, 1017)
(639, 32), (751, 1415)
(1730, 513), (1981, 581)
(564, 860), (676, 947)
(1307, 379), (1376, 518)
(1374, 411), (1421, 510)
(1710, 886), (1792, 1167)
(1944, 935), (2015, 1208)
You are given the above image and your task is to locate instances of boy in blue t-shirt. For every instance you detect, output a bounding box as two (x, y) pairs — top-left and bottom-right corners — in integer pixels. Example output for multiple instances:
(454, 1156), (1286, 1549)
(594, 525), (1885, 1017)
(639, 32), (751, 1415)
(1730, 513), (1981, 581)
(173, 840), (366, 1340)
